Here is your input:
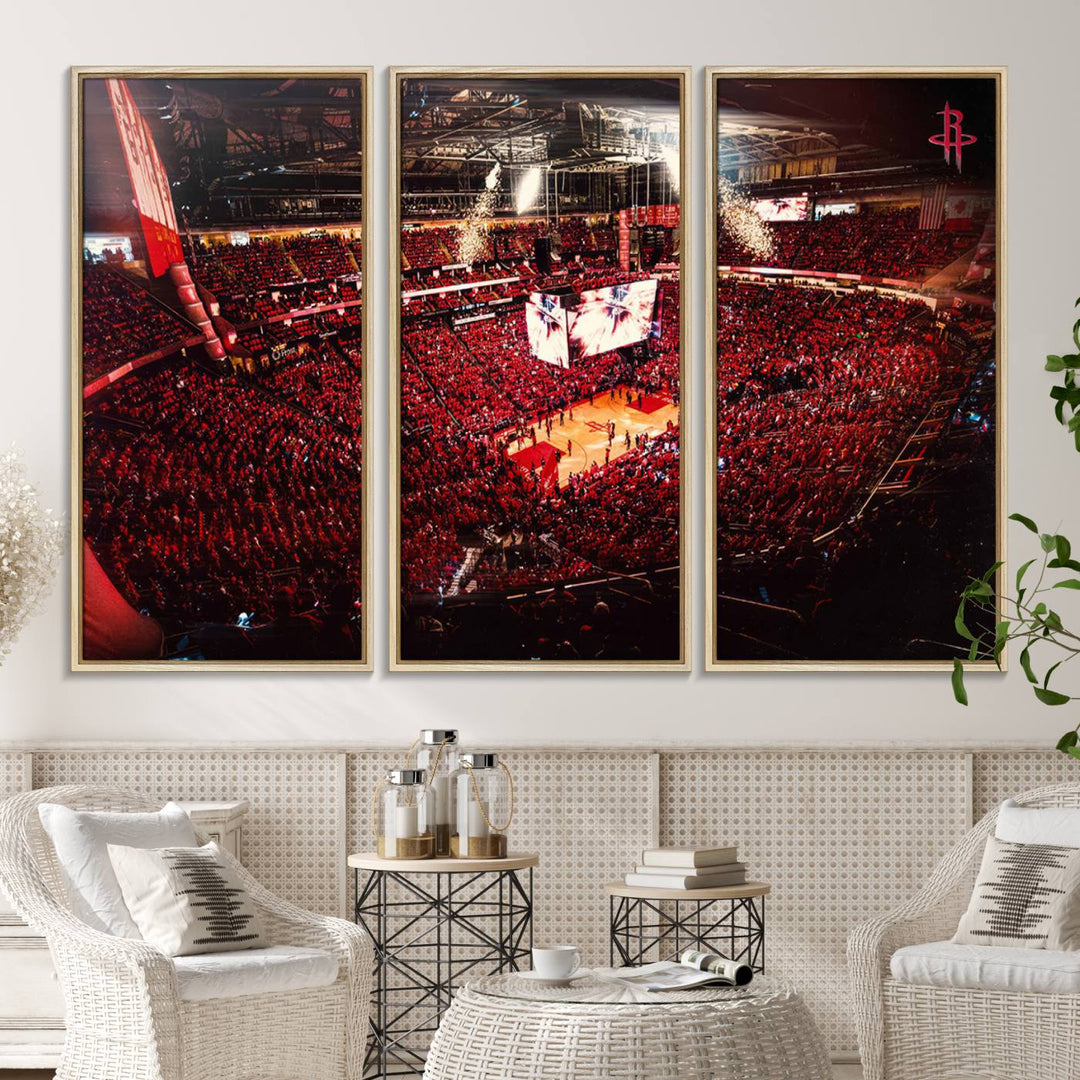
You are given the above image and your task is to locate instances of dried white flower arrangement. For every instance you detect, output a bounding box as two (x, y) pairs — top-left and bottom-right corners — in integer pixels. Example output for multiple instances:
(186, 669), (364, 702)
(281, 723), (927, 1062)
(0, 447), (64, 662)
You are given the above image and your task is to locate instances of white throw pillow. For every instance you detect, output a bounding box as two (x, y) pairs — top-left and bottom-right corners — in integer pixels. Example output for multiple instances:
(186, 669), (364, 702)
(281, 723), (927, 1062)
(953, 834), (1080, 950)
(996, 798), (1080, 848)
(38, 801), (197, 937)
(108, 841), (266, 957)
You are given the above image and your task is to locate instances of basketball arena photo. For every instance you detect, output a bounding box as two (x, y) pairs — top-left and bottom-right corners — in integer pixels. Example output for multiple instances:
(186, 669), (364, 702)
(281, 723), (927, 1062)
(76, 72), (371, 667)
(709, 72), (1002, 667)
(392, 71), (688, 668)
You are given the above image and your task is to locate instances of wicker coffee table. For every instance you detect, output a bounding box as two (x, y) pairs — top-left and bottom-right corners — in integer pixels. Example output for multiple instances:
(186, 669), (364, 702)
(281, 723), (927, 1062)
(423, 972), (830, 1079)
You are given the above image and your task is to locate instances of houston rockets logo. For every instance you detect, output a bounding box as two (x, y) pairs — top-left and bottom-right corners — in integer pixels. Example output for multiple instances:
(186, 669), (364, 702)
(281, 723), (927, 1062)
(929, 102), (977, 173)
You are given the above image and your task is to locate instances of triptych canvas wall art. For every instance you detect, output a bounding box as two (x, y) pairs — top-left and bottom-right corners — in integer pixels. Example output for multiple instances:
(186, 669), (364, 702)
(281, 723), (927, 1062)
(73, 70), (373, 669)
(70, 67), (1003, 673)
(706, 70), (1003, 670)
(390, 69), (689, 670)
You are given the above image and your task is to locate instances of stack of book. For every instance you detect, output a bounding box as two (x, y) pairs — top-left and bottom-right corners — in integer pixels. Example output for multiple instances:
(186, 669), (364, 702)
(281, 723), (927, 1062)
(624, 845), (747, 890)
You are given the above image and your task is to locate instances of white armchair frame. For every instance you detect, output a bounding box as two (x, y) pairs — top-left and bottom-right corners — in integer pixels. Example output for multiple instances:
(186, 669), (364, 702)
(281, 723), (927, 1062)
(849, 782), (1080, 1080)
(0, 785), (373, 1080)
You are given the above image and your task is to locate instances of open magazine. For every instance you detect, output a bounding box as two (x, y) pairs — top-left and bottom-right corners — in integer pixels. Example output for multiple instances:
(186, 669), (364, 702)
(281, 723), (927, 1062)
(595, 949), (753, 992)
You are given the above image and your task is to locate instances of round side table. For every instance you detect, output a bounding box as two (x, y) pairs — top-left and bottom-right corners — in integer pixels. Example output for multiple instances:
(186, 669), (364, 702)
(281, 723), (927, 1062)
(606, 880), (770, 971)
(423, 972), (831, 1080)
(349, 852), (539, 1079)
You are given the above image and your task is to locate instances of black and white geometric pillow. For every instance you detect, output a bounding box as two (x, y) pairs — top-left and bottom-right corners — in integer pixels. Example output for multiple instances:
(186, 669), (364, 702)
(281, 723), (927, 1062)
(953, 835), (1080, 950)
(108, 841), (267, 957)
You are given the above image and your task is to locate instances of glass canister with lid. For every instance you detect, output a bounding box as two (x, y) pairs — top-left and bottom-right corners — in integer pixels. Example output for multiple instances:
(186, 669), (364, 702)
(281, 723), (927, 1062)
(452, 752), (514, 859)
(376, 769), (436, 859)
(414, 729), (461, 857)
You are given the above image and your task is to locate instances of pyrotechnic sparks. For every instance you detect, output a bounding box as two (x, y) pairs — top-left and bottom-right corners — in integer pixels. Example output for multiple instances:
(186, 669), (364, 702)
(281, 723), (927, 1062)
(457, 163), (501, 265)
(718, 176), (774, 261)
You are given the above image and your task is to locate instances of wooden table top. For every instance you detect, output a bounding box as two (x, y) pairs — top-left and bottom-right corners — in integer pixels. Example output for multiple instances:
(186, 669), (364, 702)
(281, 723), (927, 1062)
(348, 851), (540, 873)
(604, 880), (771, 901)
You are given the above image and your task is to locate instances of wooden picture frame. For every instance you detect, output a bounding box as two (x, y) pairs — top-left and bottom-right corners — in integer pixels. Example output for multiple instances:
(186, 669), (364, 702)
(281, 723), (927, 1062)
(390, 67), (691, 671)
(705, 68), (1006, 670)
(72, 68), (374, 670)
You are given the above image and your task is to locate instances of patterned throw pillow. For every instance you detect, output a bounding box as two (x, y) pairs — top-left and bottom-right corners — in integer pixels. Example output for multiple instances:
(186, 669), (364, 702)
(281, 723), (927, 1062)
(107, 841), (266, 956)
(953, 835), (1080, 949)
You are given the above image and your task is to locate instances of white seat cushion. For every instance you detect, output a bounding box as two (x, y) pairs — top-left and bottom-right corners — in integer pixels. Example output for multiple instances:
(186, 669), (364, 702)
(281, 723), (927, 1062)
(892, 940), (1080, 995)
(173, 945), (339, 1002)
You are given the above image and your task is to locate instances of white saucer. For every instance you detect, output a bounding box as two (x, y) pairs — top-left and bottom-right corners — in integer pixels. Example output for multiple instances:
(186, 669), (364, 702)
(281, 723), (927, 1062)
(514, 970), (590, 986)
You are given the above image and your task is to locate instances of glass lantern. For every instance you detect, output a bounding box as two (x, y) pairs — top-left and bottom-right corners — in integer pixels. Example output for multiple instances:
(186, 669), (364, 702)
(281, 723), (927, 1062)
(415, 729), (461, 857)
(376, 769), (436, 859)
(452, 753), (513, 859)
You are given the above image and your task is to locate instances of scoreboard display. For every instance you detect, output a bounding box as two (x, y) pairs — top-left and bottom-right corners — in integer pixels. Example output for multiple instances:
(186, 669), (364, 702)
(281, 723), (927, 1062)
(527, 279), (660, 366)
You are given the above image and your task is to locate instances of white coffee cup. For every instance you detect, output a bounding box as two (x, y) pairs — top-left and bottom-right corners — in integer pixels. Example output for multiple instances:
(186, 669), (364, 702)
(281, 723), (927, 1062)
(532, 945), (581, 979)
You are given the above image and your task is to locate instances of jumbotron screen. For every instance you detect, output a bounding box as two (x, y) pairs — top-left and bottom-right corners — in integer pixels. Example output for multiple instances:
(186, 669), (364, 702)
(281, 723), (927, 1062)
(566, 279), (659, 359)
(752, 196), (809, 222)
(525, 292), (570, 368)
(814, 201), (857, 219)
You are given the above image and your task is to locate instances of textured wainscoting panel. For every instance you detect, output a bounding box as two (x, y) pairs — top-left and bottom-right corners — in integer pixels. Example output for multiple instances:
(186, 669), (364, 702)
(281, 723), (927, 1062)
(972, 751), (1080, 819)
(32, 752), (341, 916)
(508, 752), (654, 967)
(0, 754), (27, 795)
(659, 751), (969, 1053)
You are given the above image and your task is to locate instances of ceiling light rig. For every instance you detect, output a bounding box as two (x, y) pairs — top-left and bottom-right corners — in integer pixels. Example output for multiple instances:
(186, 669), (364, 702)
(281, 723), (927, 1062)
(516, 167), (542, 216)
(661, 145), (680, 195)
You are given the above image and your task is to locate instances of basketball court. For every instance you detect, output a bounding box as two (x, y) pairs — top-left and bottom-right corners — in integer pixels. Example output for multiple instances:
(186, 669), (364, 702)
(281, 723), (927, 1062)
(507, 384), (678, 488)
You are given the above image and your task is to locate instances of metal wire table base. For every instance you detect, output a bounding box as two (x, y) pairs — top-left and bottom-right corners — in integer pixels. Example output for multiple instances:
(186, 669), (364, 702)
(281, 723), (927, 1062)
(354, 866), (534, 1078)
(609, 893), (766, 971)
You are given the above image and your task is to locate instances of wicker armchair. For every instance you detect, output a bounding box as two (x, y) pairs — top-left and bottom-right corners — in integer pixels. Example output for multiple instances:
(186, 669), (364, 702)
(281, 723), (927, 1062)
(848, 782), (1080, 1080)
(0, 785), (373, 1080)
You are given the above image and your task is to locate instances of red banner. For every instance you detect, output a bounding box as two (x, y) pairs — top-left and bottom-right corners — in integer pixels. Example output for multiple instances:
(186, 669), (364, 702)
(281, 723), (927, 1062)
(628, 204), (679, 228)
(106, 79), (183, 277)
(618, 210), (630, 272)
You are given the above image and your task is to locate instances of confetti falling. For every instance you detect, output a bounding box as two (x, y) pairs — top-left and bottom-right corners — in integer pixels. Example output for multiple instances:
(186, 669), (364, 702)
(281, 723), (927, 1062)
(457, 163), (501, 266)
(718, 176), (775, 261)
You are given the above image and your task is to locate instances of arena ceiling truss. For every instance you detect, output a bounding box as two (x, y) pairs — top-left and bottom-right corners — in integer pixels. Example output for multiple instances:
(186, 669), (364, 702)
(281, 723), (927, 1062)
(713, 101), (927, 193)
(163, 79), (366, 178)
(714, 111), (842, 177)
(400, 79), (680, 184)
(82, 78), (367, 231)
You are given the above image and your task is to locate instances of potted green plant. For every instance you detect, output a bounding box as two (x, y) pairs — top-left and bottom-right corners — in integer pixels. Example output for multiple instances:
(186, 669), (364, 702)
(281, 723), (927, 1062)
(952, 298), (1080, 758)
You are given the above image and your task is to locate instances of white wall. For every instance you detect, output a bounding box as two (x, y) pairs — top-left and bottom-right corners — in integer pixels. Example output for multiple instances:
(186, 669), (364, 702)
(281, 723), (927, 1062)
(1, 0), (1078, 747)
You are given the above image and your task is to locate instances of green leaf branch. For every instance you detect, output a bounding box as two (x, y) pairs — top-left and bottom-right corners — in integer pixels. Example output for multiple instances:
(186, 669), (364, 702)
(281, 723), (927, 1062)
(1045, 296), (1080, 451)
(952, 299), (1080, 760)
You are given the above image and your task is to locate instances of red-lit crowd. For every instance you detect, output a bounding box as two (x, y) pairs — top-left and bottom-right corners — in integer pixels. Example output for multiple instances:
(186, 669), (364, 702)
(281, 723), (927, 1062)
(82, 229), (367, 634)
(81, 267), (196, 383)
(83, 345), (364, 628)
(400, 277), (680, 598)
(187, 231), (363, 297)
(715, 282), (943, 556)
(717, 207), (981, 280)
(400, 218), (620, 272)
(401, 424), (679, 597)
(81, 215), (682, 634)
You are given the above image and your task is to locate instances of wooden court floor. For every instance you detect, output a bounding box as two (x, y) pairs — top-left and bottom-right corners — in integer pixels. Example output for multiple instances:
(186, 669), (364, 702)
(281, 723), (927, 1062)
(506, 384), (678, 487)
